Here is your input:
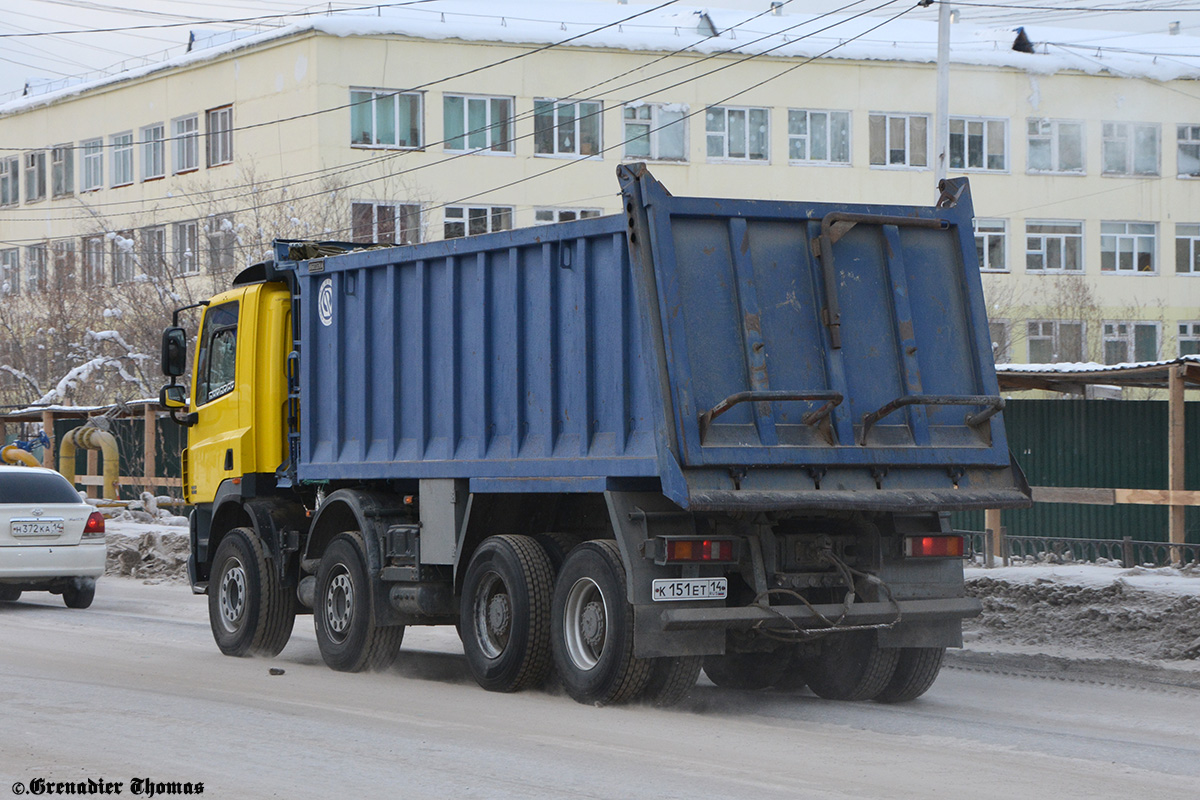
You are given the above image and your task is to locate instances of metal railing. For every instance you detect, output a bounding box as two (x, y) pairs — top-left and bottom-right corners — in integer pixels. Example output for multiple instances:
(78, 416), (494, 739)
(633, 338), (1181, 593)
(959, 529), (1200, 568)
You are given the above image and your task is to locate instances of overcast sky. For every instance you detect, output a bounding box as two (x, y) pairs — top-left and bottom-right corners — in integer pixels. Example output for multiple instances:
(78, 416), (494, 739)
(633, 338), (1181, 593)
(2, 0), (1199, 101)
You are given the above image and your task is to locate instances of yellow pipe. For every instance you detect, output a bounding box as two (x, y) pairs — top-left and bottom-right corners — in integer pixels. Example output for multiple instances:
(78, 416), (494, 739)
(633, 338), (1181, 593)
(1, 445), (40, 467)
(58, 426), (120, 500)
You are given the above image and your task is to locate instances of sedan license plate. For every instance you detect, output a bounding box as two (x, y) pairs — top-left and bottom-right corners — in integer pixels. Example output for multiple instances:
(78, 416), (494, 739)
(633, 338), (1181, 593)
(652, 577), (728, 602)
(10, 519), (65, 537)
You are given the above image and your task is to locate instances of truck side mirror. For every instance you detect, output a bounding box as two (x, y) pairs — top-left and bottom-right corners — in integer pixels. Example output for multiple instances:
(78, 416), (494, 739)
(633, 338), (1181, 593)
(160, 383), (188, 409)
(162, 326), (187, 377)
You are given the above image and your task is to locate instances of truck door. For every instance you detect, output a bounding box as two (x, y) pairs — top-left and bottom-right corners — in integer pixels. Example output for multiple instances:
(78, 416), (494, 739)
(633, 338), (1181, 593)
(188, 293), (246, 503)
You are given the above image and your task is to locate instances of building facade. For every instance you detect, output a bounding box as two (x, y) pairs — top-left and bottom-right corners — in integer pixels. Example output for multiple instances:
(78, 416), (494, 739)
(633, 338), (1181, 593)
(1, 4), (1198, 404)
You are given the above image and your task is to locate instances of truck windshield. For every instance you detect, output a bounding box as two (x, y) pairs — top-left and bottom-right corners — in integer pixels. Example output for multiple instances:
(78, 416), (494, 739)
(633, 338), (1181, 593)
(196, 301), (239, 406)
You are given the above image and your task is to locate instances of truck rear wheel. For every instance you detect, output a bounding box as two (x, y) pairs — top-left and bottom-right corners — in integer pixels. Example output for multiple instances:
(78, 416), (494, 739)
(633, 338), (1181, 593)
(460, 535), (554, 692)
(641, 656), (702, 707)
(795, 631), (899, 701)
(702, 648), (791, 691)
(315, 533), (403, 672)
(208, 528), (295, 657)
(551, 540), (651, 706)
(874, 647), (946, 703)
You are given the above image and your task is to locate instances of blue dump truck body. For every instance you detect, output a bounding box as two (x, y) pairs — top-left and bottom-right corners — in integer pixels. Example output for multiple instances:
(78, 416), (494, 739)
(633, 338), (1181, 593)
(292, 166), (1025, 513)
(177, 165), (1028, 705)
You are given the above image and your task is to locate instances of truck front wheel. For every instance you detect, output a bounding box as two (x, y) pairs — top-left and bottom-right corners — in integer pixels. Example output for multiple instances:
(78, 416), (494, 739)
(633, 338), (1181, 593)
(551, 540), (651, 706)
(208, 528), (295, 657)
(460, 535), (554, 692)
(314, 532), (403, 672)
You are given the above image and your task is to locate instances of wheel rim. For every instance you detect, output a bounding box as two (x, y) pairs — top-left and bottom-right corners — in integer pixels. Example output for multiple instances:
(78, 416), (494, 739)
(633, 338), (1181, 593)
(473, 570), (511, 660)
(218, 557), (247, 633)
(563, 576), (607, 671)
(324, 566), (354, 644)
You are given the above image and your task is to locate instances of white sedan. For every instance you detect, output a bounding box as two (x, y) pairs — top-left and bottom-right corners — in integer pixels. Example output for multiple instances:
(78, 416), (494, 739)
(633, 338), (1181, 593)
(0, 464), (106, 608)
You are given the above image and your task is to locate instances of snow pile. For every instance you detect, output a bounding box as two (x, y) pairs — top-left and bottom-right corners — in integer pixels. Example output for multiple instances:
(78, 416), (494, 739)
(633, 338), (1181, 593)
(105, 491), (190, 527)
(106, 531), (190, 582)
(965, 564), (1200, 662)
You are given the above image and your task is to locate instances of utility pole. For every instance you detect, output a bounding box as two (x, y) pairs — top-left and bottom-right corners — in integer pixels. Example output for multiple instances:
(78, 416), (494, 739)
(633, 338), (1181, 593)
(921, 0), (952, 183)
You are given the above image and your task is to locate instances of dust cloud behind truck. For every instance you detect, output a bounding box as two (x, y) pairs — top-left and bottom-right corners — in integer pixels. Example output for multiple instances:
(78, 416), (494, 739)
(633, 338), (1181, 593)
(160, 165), (1029, 706)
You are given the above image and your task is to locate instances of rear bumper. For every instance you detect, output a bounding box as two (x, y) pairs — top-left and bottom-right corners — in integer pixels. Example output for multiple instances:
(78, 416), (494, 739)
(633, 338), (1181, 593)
(655, 596), (982, 631)
(0, 543), (106, 581)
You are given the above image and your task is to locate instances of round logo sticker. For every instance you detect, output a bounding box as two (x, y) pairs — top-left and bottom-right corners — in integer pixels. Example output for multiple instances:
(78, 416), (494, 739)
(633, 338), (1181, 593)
(317, 277), (334, 327)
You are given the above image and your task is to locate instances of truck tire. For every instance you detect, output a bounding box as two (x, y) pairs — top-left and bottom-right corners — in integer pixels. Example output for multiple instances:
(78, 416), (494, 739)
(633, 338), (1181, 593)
(0, 585), (21, 602)
(795, 631), (899, 701)
(641, 656), (702, 707)
(460, 535), (554, 693)
(533, 532), (584, 574)
(551, 540), (652, 706)
(62, 578), (96, 609)
(209, 528), (295, 657)
(315, 532), (403, 672)
(874, 647), (946, 703)
(702, 648), (790, 691)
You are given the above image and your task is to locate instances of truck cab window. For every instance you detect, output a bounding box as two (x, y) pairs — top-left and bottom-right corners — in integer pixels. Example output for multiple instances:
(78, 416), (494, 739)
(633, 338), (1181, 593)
(196, 301), (239, 405)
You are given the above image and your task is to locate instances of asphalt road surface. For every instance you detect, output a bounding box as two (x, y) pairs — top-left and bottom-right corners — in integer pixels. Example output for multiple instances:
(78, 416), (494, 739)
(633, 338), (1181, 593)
(2, 580), (1198, 800)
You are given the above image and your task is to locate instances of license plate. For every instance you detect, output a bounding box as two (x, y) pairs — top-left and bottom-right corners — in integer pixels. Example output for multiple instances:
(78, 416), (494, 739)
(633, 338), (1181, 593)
(652, 578), (728, 602)
(10, 519), (65, 537)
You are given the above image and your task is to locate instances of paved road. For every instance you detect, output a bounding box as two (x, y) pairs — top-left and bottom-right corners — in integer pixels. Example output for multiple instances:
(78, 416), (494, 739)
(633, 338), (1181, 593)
(2, 579), (1197, 800)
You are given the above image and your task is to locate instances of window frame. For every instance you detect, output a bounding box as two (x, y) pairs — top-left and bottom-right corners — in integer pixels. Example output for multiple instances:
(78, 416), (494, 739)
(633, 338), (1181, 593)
(974, 218), (1008, 272)
(110, 131), (134, 187)
(1175, 223), (1200, 274)
(175, 220), (200, 276)
(350, 202), (422, 245)
(1026, 118), (1085, 175)
(444, 205), (514, 239)
(205, 105), (234, 167)
(111, 230), (135, 284)
(172, 114), (200, 174)
(82, 236), (105, 287)
(1102, 320), (1159, 364)
(443, 94), (514, 155)
(350, 88), (424, 150)
(1178, 124), (1200, 178)
(25, 243), (47, 293)
(1026, 320), (1086, 364)
(1102, 121), (1160, 177)
(787, 108), (851, 166)
(868, 112), (929, 169)
(1025, 219), (1085, 273)
(51, 144), (74, 198)
(50, 238), (75, 289)
(80, 138), (103, 191)
(533, 208), (603, 225)
(988, 320), (1011, 363)
(1100, 221), (1157, 274)
(0, 248), (19, 296)
(705, 105), (770, 163)
(534, 98), (603, 159)
(949, 116), (1008, 172)
(0, 156), (18, 206)
(140, 225), (167, 275)
(24, 151), (46, 203)
(1178, 321), (1200, 357)
(205, 216), (237, 273)
(623, 102), (689, 163)
(141, 123), (165, 181)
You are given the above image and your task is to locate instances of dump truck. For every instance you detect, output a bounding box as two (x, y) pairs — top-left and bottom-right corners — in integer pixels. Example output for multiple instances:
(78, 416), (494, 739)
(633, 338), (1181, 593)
(160, 165), (1030, 706)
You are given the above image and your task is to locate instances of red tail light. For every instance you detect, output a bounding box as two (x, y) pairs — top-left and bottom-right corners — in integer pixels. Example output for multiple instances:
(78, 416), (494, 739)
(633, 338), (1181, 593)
(83, 511), (106, 538)
(904, 535), (964, 558)
(656, 537), (737, 564)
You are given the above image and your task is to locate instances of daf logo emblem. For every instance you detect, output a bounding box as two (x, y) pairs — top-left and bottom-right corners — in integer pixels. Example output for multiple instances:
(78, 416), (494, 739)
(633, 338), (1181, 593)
(31, 508), (44, 516)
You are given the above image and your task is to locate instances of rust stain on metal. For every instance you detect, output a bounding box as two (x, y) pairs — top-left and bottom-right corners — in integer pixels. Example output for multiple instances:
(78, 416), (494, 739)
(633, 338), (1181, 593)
(744, 312), (762, 335)
(899, 320), (915, 341)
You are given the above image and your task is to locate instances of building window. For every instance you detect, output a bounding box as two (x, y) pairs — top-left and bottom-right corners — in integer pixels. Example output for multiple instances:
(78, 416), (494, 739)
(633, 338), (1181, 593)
(82, 236), (104, 287)
(444, 95), (513, 154)
(788, 109), (850, 165)
(1178, 322), (1200, 356)
(25, 151), (46, 202)
(205, 105), (233, 167)
(110, 132), (134, 187)
(444, 205), (513, 239)
(25, 244), (47, 293)
(1102, 122), (1159, 176)
(1178, 125), (1200, 177)
(0, 156), (17, 206)
(989, 321), (1010, 363)
(140, 226), (167, 274)
(51, 145), (73, 198)
(175, 220), (199, 275)
(869, 113), (928, 168)
(950, 117), (1007, 171)
(1100, 221), (1155, 273)
(1103, 321), (1158, 364)
(706, 106), (769, 162)
(81, 138), (103, 191)
(1027, 118), (1084, 174)
(350, 89), (422, 148)
(974, 218), (1008, 272)
(1027, 320), (1085, 363)
(206, 216), (237, 273)
(1175, 224), (1200, 274)
(111, 230), (135, 284)
(173, 115), (199, 173)
(534, 208), (602, 224)
(350, 202), (421, 245)
(534, 99), (602, 157)
(141, 123), (165, 180)
(1025, 220), (1083, 272)
(51, 239), (75, 289)
(625, 102), (688, 162)
(1, 249), (18, 296)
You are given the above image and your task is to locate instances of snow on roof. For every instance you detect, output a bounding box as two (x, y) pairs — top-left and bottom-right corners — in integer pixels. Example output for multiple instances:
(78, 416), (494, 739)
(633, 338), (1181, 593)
(4, 0), (1200, 115)
(997, 355), (1200, 375)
